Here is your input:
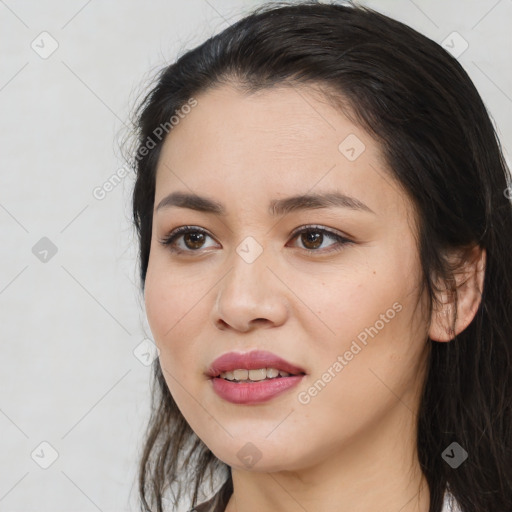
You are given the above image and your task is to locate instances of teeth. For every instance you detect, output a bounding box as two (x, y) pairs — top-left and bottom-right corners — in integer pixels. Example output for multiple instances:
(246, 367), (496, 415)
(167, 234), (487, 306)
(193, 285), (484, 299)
(248, 369), (267, 381)
(233, 369), (248, 380)
(219, 368), (295, 381)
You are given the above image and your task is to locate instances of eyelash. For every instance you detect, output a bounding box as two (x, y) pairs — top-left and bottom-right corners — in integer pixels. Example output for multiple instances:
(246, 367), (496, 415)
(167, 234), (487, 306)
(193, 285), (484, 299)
(158, 225), (353, 256)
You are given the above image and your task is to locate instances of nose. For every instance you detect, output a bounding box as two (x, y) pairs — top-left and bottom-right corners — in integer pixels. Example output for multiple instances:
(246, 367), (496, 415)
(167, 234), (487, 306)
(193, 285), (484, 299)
(212, 244), (289, 332)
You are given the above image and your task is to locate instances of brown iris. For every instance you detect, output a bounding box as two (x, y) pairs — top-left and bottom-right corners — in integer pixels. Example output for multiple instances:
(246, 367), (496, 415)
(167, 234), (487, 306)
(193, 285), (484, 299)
(300, 230), (323, 250)
(183, 232), (206, 250)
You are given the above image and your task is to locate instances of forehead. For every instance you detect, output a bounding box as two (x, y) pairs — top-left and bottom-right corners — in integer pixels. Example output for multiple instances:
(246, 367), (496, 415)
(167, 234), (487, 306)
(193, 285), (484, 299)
(158, 83), (375, 164)
(154, 83), (410, 221)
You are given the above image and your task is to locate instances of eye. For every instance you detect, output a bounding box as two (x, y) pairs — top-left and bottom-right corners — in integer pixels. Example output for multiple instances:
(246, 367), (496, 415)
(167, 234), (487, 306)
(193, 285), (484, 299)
(158, 226), (217, 254)
(288, 225), (353, 254)
(158, 225), (353, 255)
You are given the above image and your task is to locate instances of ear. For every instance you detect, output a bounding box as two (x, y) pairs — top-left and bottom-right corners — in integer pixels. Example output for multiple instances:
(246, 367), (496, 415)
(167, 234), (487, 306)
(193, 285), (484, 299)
(429, 245), (486, 342)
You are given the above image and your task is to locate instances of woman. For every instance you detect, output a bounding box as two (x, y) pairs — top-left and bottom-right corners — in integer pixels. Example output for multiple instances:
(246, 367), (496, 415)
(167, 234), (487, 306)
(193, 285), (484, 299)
(127, 1), (512, 511)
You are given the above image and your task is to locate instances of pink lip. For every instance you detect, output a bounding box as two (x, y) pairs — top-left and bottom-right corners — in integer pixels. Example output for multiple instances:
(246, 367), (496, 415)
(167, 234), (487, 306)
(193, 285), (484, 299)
(206, 350), (306, 405)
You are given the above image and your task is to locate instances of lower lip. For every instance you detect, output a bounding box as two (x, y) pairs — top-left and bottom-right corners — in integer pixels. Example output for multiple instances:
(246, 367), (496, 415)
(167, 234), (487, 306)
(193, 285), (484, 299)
(211, 375), (305, 404)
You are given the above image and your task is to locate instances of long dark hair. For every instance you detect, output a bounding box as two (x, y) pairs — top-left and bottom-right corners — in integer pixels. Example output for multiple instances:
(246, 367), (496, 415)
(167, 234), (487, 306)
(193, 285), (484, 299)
(127, 1), (512, 511)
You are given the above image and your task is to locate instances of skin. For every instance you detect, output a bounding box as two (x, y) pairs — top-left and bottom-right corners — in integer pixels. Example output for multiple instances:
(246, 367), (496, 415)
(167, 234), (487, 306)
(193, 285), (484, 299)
(144, 84), (485, 512)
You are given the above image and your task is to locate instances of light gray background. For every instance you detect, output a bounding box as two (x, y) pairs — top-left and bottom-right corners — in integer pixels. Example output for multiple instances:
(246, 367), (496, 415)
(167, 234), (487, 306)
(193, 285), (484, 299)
(1, 0), (510, 511)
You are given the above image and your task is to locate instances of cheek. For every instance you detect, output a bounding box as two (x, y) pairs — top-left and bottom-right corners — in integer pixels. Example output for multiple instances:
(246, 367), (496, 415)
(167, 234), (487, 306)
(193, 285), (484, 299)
(308, 271), (392, 339)
(306, 252), (423, 367)
(144, 274), (177, 343)
(144, 256), (196, 350)
(144, 267), (205, 405)
(143, 254), (214, 380)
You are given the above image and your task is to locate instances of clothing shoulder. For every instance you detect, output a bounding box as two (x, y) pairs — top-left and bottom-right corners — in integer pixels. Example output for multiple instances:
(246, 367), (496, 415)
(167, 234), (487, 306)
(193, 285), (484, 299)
(442, 489), (462, 512)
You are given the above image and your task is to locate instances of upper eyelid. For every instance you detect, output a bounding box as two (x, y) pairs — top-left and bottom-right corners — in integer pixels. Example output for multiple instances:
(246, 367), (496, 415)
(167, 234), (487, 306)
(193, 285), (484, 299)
(289, 224), (347, 238)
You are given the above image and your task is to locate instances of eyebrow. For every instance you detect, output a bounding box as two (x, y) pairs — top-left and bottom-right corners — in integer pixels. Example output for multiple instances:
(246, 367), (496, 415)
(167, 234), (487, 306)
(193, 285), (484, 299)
(155, 191), (375, 216)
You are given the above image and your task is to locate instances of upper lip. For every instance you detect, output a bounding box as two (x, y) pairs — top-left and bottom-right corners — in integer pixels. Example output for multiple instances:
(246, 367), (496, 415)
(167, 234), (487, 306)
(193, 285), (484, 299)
(206, 350), (306, 378)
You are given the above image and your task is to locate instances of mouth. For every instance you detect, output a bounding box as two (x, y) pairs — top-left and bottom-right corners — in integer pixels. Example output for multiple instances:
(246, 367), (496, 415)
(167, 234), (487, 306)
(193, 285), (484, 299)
(206, 349), (307, 382)
(206, 350), (306, 404)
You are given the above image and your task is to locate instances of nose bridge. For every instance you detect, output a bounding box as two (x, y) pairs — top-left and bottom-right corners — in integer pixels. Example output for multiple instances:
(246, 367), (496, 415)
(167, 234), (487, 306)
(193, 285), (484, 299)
(223, 235), (271, 300)
(213, 235), (288, 329)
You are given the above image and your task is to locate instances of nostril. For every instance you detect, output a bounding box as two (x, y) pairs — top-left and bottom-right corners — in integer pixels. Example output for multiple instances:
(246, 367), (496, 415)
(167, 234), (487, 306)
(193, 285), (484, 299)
(216, 319), (230, 330)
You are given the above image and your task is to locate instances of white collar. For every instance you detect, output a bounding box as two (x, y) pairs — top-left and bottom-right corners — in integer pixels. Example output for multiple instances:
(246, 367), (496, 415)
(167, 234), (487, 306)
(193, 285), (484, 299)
(442, 489), (462, 512)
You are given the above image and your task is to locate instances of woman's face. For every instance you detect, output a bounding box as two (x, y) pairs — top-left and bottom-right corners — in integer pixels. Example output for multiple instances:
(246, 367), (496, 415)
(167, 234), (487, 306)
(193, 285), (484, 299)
(144, 84), (431, 472)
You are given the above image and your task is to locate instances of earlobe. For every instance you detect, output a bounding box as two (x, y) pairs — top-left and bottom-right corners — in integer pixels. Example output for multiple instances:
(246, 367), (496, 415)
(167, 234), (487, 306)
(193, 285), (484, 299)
(428, 246), (486, 343)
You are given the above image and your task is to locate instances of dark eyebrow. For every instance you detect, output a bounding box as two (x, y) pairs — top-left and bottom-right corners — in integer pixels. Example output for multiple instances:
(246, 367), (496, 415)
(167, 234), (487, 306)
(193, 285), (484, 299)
(269, 192), (375, 216)
(155, 191), (375, 216)
(155, 191), (225, 215)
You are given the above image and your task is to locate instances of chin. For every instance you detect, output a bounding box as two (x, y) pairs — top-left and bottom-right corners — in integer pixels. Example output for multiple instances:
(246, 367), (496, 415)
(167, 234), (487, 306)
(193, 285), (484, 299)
(207, 438), (309, 473)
